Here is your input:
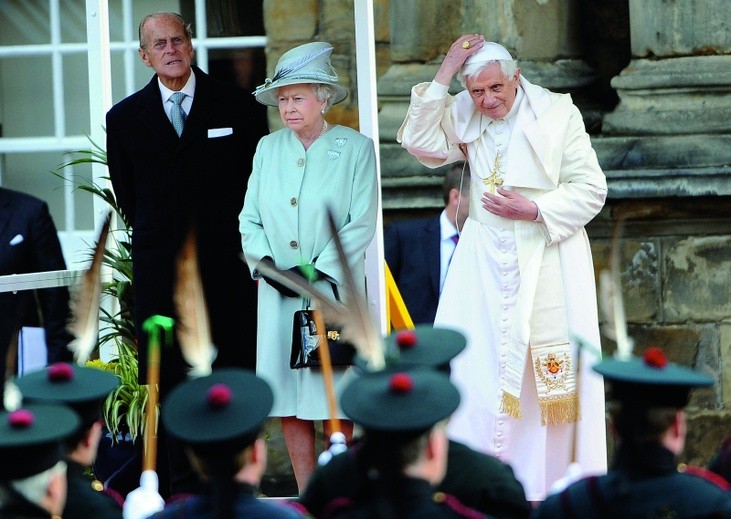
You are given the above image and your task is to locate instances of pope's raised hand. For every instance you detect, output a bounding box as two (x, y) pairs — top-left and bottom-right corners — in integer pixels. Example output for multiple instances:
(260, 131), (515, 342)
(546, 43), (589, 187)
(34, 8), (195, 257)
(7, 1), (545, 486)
(435, 34), (486, 86)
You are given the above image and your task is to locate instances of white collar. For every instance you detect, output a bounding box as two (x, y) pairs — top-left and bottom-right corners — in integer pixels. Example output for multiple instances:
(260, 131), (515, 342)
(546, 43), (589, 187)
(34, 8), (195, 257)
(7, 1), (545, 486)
(159, 70), (196, 102)
(439, 209), (460, 240)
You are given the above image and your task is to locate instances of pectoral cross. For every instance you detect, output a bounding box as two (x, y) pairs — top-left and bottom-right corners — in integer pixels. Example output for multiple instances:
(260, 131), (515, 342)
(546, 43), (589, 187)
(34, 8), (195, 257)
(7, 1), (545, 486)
(483, 153), (503, 194)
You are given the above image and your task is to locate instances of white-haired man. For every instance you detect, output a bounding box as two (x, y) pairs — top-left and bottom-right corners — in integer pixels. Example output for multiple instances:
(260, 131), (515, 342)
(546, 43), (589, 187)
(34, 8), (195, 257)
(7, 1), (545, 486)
(398, 34), (608, 501)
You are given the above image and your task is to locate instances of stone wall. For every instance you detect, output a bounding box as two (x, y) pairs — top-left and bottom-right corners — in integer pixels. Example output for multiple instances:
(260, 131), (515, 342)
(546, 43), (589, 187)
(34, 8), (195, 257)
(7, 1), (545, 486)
(589, 201), (731, 464)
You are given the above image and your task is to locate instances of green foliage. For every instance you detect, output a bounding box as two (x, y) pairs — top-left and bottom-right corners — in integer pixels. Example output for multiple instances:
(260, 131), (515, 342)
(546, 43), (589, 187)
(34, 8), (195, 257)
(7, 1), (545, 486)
(57, 141), (151, 443)
(86, 342), (148, 442)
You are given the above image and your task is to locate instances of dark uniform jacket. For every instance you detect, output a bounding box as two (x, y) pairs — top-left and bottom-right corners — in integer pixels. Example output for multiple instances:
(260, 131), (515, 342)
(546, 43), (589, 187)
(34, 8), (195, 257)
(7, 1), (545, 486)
(149, 482), (306, 518)
(63, 460), (122, 519)
(106, 66), (265, 391)
(310, 474), (491, 519)
(532, 444), (731, 518)
(0, 484), (54, 518)
(301, 440), (525, 518)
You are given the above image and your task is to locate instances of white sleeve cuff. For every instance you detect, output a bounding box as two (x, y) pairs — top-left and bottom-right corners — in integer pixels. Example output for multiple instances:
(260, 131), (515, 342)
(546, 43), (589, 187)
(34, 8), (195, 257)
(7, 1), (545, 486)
(424, 81), (450, 100)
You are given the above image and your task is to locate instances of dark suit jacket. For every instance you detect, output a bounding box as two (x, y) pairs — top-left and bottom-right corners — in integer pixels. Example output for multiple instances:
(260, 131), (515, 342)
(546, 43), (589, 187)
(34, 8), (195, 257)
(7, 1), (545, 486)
(0, 188), (73, 383)
(384, 215), (441, 325)
(106, 66), (265, 390)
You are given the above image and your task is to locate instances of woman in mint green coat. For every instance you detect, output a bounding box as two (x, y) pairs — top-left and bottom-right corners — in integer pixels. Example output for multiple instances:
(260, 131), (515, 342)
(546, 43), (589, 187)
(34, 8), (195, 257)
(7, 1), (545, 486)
(239, 41), (378, 492)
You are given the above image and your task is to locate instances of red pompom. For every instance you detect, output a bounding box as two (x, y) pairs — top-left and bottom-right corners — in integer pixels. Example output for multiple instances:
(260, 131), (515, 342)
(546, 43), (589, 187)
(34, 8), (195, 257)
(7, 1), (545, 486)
(207, 383), (232, 408)
(395, 330), (417, 349)
(48, 362), (74, 382)
(8, 409), (34, 428)
(389, 372), (413, 393)
(643, 346), (668, 369)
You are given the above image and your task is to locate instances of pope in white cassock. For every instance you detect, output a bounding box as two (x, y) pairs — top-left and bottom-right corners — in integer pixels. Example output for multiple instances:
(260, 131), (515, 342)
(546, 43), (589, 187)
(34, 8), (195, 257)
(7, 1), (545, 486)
(397, 34), (608, 501)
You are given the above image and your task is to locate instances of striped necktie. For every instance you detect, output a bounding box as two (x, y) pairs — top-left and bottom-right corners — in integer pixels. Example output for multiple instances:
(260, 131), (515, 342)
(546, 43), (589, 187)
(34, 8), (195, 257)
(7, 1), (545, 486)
(170, 92), (187, 136)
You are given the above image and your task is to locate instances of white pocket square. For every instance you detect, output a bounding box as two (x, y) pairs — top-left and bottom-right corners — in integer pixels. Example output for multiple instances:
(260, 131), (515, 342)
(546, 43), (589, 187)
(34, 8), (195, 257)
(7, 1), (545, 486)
(10, 234), (24, 246)
(208, 127), (233, 138)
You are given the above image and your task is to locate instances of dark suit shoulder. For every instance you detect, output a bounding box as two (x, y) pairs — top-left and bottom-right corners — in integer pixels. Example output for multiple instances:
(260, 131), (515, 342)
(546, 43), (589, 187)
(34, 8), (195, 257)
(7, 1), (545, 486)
(107, 73), (160, 116)
(0, 187), (46, 211)
(387, 215), (439, 234)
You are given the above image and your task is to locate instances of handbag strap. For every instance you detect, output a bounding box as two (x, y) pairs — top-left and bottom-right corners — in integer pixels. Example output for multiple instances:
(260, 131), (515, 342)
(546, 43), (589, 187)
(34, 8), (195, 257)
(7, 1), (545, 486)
(330, 281), (341, 302)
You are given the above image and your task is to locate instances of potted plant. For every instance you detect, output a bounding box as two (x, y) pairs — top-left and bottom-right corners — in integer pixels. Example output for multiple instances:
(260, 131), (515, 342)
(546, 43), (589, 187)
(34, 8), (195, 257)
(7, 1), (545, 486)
(57, 142), (147, 495)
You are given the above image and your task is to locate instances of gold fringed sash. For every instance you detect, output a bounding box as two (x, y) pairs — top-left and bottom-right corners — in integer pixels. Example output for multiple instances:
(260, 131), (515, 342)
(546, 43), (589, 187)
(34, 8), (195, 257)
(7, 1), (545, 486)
(499, 242), (579, 425)
(532, 342), (579, 425)
(501, 391), (522, 420)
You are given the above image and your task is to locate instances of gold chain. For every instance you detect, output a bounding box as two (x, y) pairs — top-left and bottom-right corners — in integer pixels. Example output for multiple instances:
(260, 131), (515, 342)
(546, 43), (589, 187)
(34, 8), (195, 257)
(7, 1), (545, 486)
(473, 115), (504, 194)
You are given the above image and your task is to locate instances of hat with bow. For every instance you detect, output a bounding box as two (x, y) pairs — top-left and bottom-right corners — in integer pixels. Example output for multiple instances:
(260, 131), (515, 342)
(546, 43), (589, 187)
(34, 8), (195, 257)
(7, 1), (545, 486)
(253, 41), (349, 107)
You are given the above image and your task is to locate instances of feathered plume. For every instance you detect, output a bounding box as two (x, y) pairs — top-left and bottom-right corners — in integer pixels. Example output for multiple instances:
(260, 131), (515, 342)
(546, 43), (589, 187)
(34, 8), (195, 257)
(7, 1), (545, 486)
(67, 210), (111, 365)
(253, 207), (385, 370)
(174, 229), (216, 377)
(599, 211), (633, 360)
(323, 209), (384, 369)
(3, 378), (22, 412)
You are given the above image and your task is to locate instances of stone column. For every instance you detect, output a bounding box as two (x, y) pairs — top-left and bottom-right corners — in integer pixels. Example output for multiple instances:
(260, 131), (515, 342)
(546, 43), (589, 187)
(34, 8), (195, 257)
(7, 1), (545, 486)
(602, 0), (731, 135)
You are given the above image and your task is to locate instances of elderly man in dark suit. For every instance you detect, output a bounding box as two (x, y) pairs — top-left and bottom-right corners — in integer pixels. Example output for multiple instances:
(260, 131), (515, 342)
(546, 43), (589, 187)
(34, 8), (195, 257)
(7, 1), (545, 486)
(384, 163), (470, 324)
(0, 187), (73, 399)
(105, 11), (265, 497)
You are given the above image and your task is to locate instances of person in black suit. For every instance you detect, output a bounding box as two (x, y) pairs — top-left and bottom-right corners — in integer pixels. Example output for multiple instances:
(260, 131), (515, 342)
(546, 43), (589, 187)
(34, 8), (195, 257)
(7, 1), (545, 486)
(384, 162), (470, 324)
(0, 187), (73, 399)
(105, 11), (265, 497)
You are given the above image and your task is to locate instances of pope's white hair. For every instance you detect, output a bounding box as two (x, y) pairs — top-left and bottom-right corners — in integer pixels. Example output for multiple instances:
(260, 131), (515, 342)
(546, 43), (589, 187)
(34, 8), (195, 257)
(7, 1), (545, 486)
(459, 59), (519, 88)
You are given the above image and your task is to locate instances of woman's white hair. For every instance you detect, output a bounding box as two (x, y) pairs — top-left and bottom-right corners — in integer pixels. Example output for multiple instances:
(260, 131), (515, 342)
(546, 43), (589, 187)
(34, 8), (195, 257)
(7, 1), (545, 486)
(314, 83), (336, 111)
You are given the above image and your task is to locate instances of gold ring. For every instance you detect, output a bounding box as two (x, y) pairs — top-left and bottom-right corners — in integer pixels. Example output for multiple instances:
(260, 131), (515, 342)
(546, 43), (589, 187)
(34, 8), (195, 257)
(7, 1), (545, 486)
(462, 41), (471, 49)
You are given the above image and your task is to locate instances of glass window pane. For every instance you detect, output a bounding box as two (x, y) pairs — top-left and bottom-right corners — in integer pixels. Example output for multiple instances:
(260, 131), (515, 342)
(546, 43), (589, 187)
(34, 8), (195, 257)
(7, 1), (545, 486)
(0, 56), (54, 137)
(64, 54), (91, 134)
(60, 0), (88, 44)
(0, 1), (51, 45)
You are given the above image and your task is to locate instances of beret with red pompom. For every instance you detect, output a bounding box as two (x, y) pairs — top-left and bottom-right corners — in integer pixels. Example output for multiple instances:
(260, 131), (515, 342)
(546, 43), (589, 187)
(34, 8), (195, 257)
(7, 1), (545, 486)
(592, 346), (713, 408)
(355, 325), (466, 374)
(0, 403), (79, 481)
(161, 368), (273, 456)
(340, 367), (459, 436)
(16, 363), (119, 428)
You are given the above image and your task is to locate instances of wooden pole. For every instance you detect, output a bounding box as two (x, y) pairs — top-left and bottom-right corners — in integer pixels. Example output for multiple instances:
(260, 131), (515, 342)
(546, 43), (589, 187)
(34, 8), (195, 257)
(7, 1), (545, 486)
(141, 315), (174, 472)
(312, 304), (340, 435)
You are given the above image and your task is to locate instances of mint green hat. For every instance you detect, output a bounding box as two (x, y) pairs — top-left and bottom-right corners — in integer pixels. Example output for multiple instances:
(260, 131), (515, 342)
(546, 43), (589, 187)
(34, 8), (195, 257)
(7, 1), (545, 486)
(253, 41), (349, 107)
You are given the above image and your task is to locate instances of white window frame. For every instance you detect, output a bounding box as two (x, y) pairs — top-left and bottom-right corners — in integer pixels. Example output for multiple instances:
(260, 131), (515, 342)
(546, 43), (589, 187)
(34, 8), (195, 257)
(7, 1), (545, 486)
(0, 0), (266, 262)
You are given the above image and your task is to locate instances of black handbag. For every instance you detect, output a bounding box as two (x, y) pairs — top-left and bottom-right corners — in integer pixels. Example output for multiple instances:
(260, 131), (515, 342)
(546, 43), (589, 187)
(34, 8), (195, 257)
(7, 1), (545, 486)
(290, 307), (355, 369)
